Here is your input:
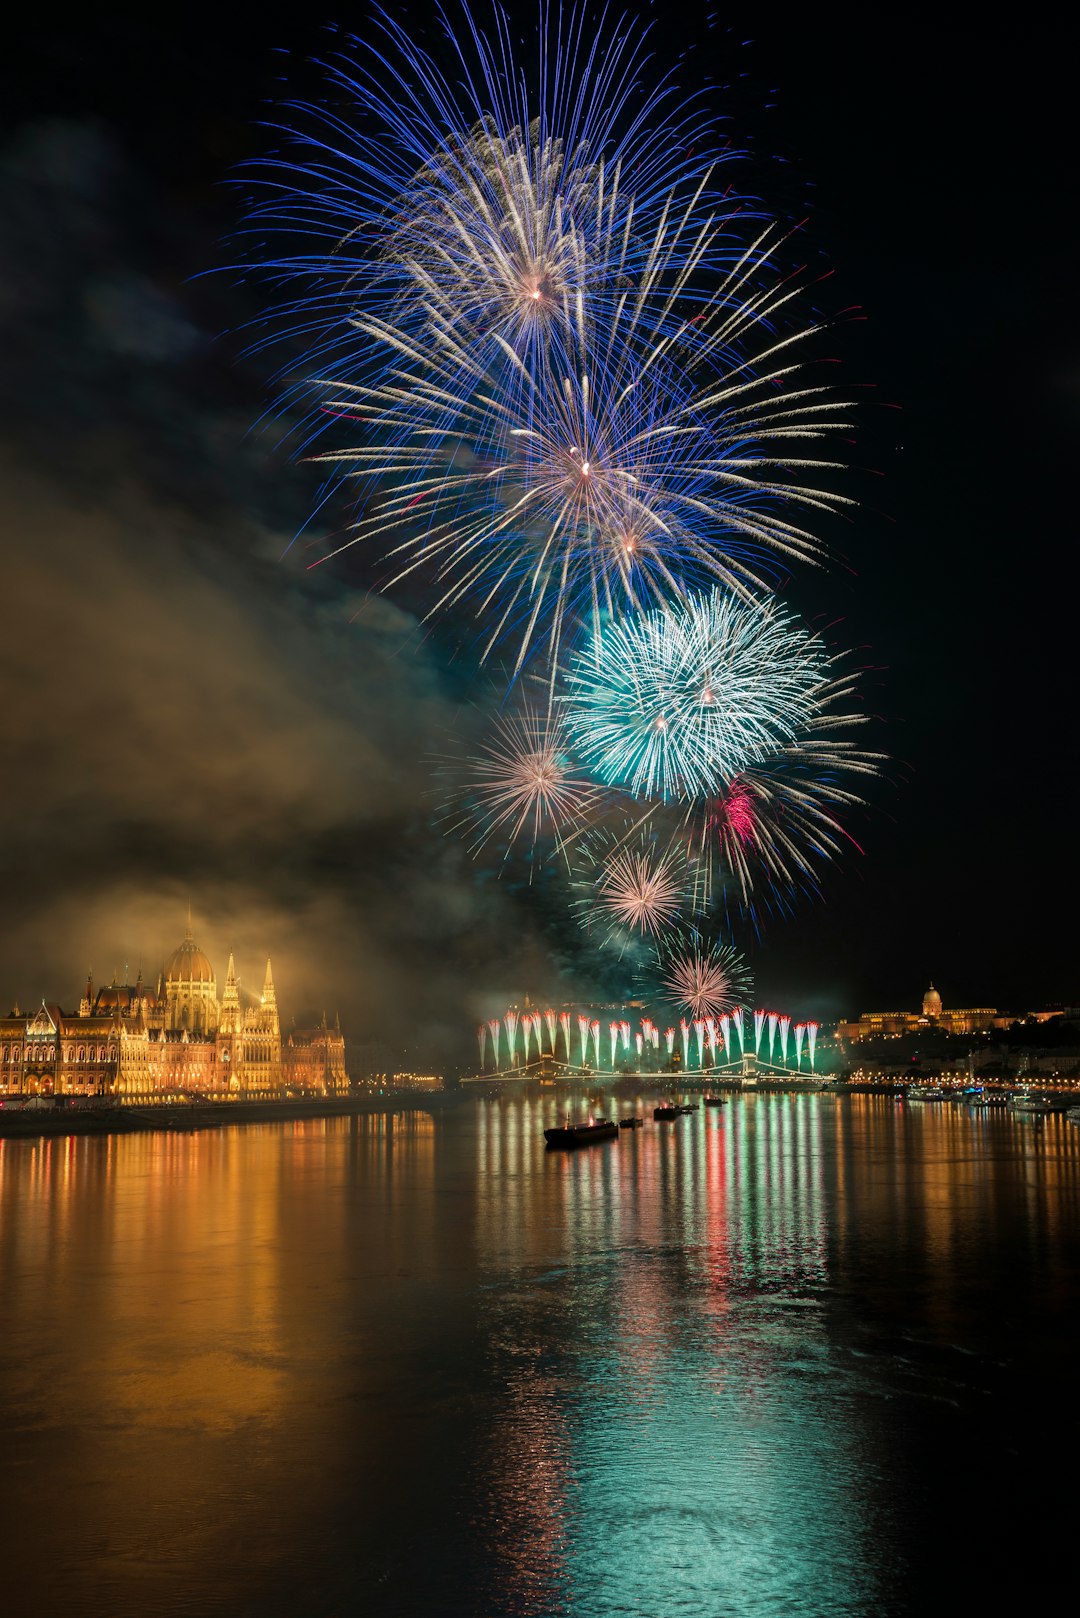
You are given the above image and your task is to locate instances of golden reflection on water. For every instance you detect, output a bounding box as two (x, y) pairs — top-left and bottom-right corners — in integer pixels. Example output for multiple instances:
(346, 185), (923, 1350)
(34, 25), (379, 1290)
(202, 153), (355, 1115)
(2, 1098), (1080, 1617)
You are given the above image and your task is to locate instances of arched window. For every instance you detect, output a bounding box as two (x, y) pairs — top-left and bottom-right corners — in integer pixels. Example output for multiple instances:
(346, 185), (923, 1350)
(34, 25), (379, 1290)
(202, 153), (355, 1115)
(78, 1046), (85, 1062)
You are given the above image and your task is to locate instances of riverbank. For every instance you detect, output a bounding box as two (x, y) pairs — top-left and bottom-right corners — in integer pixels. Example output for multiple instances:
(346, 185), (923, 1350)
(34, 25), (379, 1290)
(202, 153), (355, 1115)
(0, 1094), (447, 1140)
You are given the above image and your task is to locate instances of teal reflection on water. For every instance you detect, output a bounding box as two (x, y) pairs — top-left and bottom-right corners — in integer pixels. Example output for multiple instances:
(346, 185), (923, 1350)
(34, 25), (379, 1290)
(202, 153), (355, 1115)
(474, 1097), (879, 1617)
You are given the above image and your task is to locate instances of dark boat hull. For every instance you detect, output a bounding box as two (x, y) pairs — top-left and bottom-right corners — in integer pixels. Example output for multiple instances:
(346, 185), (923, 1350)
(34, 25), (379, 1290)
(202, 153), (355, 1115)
(618, 1117), (644, 1129)
(544, 1120), (618, 1148)
(704, 1097), (727, 1107)
(653, 1106), (680, 1121)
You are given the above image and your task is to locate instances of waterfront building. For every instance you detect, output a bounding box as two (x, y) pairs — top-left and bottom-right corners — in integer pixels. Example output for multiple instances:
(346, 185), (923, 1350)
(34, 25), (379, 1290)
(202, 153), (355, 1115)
(0, 917), (349, 1099)
(835, 983), (999, 1042)
(391, 1072), (444, 1092)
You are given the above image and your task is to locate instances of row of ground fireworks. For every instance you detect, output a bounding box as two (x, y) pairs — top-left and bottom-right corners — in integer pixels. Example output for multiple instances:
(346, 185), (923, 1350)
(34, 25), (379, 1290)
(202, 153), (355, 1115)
(478, 1007), (819, 1072)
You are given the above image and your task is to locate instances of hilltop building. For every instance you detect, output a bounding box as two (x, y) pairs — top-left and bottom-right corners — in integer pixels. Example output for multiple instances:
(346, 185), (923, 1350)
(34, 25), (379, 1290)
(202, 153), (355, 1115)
(0, 917), (349, 1100)
(836, 983), (998, 1042)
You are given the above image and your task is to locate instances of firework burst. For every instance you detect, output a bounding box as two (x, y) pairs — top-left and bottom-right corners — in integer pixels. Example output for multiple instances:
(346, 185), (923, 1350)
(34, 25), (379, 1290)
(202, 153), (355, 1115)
(564, 589), (832, 801)
(446, 705), (598, 857)
(662, 935), (751, 1020)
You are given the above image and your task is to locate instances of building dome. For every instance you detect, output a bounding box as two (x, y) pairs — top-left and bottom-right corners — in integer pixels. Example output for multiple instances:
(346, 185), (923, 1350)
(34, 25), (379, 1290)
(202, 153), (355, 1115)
(164, 935), (215, 984)
(922, 982), (943, 1018)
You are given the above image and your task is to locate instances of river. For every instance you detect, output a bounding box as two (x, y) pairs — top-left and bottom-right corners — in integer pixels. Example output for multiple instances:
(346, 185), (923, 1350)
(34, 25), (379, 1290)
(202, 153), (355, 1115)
(2, 1093), (1078, 1616)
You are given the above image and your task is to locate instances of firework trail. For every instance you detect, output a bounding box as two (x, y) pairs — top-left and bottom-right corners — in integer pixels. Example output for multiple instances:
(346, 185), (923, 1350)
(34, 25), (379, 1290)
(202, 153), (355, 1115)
(523, 1016), (533, 1061)
(621, 1020), (631, 1051)
(609, 1021), (620, 1068)
(794, 1023), (805, 1068)
(504, 1009), (519, 1065)
(591, 1020), (601, 1068)
(559, 1010), (572, 1057)
(665, 1027), (675, 1057)
(680, 1019), (690, 1064)
(693, 1019), (706, 1067)
(767, 1012), (777, 1062)
(635, 1031), (643, 1061)
(578, 1013), (590, 1065)
(754, 1009), (765, 1055)
(545, 1008), (557, 1050)
(477, 1023), (487, 1067)
(706, 1016), (718, 1063)
(312, 285), (852, 678)
(663, 936), (752, 1020)
(807, 1022), (818, 1069)
(779, 1014), (790, 1064)
(488, 1017), (501, 1067)
(680, 692), (883, 919)
(732, 1007), (744, 1050)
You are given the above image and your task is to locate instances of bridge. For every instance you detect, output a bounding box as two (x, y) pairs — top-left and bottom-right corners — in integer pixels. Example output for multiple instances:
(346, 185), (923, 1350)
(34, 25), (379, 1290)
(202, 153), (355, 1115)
(461, 1051), (820, 1085)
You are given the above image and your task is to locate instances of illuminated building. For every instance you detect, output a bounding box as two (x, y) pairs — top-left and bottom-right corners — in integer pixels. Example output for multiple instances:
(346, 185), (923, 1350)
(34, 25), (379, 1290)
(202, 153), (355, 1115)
(391, 1073), (444, 1092)
(0, 917), (349, 1099)
(835, 982), (998, 1042)
(284, 1016), (349, 1094)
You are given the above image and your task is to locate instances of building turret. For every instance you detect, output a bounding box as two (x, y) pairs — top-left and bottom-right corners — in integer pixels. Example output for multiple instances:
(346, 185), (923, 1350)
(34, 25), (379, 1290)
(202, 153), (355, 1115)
(261, 959), (276, 1012)
(218, 952), (242, 1035)
(79, 971), (93, 1018)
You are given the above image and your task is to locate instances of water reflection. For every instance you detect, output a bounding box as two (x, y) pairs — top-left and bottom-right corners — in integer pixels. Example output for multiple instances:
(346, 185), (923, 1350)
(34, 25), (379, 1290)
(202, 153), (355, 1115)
(472, 1097), (873, 1616)
(1, 1097), (1079, 1616)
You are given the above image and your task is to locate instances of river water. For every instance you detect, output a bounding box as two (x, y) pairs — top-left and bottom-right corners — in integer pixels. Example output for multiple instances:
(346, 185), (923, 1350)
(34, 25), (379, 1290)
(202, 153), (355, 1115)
(2, 1094), (1078, 1617)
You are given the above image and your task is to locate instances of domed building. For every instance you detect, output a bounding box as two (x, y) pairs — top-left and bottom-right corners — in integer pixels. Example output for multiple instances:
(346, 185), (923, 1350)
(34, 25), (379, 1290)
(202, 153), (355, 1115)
(162, 924), (219, 1033)
(0, 913), (350, 1101)
(922, 983), (943, 1020)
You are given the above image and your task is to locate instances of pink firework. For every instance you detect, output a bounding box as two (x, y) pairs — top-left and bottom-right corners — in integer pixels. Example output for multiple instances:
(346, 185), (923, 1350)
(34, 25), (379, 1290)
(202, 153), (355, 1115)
(559, 1010), (572, 1057)
(488, 1018), (501, 1067)
(504, 1010), (519, 1065)
(477, 1024), (488, 1067)
(578, 1014), (590, 1065)
(545, 1009), (557, 1051)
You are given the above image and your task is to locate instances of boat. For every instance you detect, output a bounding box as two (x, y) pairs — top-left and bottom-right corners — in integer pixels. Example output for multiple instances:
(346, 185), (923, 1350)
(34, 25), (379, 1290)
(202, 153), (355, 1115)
(618, 1116), (644, 1129)
(679, 1102), (698, 1112)
(907, 1087), (948, 1102)
(704, 1096), (727, 1107)
(1009, 1093), (1050, 1116)
(653, 1105), (680, 1121)
(544, 1117), (618, 1148)
(1066, 1107), (1080, 1127)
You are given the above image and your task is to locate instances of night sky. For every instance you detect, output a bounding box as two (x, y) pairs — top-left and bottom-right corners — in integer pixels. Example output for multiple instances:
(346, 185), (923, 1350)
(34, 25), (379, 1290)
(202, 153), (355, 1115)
(2, 3), (1076, 1063)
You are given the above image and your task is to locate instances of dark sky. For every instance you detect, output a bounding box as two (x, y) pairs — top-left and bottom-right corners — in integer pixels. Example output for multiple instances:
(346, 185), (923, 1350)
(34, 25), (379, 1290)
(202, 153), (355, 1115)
(1, 3), (1076, 1061)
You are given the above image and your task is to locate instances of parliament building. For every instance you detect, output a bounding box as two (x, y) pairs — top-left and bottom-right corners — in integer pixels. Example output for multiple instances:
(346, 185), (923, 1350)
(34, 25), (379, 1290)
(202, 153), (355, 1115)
(0, 918), (349, 1099)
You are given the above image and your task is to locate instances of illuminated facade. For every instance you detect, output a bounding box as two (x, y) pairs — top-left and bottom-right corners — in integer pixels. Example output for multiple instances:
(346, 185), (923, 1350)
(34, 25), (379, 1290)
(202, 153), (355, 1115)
(284, 1016), (349, 1093)
(0, 919), (350, 1099)
(836, 983), (998, 1042)
(391, 1073), (444, 1091)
